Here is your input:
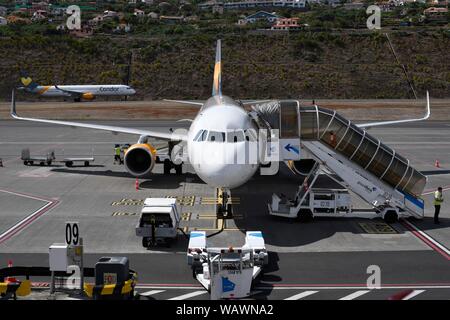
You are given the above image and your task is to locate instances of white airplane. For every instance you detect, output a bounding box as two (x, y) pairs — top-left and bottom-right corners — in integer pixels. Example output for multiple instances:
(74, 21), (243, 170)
(11, 40), (430, 212)
(18, 72), (136, 102)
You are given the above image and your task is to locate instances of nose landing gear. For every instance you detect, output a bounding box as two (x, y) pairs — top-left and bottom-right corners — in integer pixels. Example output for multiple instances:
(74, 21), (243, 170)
(216, 188), (233, 218)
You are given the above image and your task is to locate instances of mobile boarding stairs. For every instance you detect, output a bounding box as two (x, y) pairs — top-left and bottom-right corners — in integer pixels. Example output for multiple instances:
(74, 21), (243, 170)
(251, 100), (427, 222)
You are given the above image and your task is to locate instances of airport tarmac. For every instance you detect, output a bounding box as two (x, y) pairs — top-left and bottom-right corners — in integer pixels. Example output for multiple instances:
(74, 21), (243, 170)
(0, 119), (449, 300)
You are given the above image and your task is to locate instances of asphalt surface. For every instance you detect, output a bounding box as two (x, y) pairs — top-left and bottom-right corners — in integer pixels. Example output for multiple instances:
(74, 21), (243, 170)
(0, 119), (449, 300)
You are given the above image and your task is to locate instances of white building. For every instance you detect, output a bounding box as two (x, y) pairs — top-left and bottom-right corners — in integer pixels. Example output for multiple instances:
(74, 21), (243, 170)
(134, 9), (145, 17)
(0, 16), (7, 25)
(0, 6), (7, 17)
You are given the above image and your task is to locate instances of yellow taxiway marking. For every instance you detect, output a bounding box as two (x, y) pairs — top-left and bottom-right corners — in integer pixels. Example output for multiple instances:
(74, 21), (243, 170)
(111, 212), (138, 216)
(197, 214), (243, 220)
(181, 212), (192, 221)
(186, 227), (244, 232)
(359, 222), (398, 234)
(111, 199), (144, 206)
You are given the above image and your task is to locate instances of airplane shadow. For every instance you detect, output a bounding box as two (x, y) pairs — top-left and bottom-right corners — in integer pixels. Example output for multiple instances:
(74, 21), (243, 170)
(51, 168), (205, 189)
(421, 170), (450, 176)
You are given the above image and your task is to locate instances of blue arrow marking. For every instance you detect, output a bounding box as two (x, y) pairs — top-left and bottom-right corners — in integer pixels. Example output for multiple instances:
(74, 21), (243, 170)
(284, 143), (299, 155)
(222, 277), (235, 292)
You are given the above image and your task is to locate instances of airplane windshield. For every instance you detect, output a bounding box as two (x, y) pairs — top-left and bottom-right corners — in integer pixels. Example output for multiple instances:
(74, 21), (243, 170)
(194, 130), (247, 143)
(227, 130), (245, 143)
(194, 130), (209, 141)
(193, 130), (203, 141)
(208, 131), (225, 142)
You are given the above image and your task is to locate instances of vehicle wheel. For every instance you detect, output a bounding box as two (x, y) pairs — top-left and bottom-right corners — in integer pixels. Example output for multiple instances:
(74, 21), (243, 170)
(29, 161), (33, 165)
(384, 210), (398, 223)
(66, 161), (73, 167)
(163, 159), (171, 175)
(142, 237), (148, 248)
(84, 161), (89, 167)
(175, 164), (182, 175)
(40, 162), (44, 166)
(24, 161), (28, 165)
(297, 209), (313, 222)
(47, 161), (52, 165)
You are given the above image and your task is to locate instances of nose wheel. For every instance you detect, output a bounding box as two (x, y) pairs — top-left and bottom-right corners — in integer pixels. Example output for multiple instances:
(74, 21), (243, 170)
(217, 188), (232, 218)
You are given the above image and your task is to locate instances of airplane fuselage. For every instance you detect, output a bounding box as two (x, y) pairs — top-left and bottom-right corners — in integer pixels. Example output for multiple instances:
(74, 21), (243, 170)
(187, 95), (260, 189)
(29, 85), (136, 97)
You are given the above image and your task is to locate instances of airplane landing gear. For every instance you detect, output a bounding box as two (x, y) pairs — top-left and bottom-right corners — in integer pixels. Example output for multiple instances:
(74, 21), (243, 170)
(217, 188), (232, 218)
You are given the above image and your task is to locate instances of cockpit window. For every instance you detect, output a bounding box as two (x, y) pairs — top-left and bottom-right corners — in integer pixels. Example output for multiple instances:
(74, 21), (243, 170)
(227, 130), (245, 143)
(244, 129), (257, 142)
(208, 131), (225, 142)
(193, 130), (203, 141)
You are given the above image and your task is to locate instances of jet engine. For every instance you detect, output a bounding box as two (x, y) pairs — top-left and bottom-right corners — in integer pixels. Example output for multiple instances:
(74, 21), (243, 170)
(286, 159), (317, 176)
(124, 143), (157, 177)
(81, 92), (95, 100)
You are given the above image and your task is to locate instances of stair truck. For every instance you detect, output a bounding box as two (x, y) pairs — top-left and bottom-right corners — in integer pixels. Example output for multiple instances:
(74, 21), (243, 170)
(187, 231), (268, 300)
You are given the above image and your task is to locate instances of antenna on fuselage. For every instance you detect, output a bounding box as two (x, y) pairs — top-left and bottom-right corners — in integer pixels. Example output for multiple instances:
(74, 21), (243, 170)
(212, 39), (222, 97)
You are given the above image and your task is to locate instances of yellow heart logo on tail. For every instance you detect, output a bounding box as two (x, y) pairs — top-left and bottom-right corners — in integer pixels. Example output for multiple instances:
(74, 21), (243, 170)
(21, 77), (32, 86)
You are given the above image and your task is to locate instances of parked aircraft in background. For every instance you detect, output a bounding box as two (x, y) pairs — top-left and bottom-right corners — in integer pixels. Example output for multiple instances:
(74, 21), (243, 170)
(18, 72), (136, 101)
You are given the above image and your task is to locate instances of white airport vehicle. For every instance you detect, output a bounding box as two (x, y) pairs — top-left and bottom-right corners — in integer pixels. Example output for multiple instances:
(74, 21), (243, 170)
(63, 156), (95, 167)
(187, 231), (268, 300)
(21, 148), (55, 166)
(135, 198), (180, 247)
(269, 135), (425, 222)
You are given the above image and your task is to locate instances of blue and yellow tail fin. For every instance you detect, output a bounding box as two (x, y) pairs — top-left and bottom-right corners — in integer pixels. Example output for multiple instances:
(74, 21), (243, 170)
(212, 40), (222, 97)
(20, 71), (38, 90)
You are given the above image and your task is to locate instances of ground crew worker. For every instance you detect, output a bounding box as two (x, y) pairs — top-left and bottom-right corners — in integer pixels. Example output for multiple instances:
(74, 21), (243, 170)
(329, 131), (337, 148)
(119, 147), (124, 165)
(434, 187), (443, 224)
(114, 144), (121, 164)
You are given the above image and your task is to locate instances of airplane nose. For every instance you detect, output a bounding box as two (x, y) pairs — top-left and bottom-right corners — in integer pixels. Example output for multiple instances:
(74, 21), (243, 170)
(197, 163), (256, 189)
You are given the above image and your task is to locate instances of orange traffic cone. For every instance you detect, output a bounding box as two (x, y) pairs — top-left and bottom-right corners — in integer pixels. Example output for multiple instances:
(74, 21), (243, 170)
(135, 178), (139, 191)
(435, 160), (440, 168)
(5, 260), (17, 283)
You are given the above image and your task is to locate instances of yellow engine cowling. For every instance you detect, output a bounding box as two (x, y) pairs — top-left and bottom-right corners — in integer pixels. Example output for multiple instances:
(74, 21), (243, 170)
(81, 92), (95, 100)
(124, 143), (157, 177)
(287, 159), (317, 176)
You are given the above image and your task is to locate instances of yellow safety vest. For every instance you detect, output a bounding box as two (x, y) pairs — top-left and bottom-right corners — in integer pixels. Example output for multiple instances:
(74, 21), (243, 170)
(115, 147), (121, 156)
(434, 191), (443, 206)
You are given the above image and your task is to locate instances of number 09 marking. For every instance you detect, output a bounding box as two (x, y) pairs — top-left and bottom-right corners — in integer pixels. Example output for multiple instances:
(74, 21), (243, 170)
(65, 222), (79, 245)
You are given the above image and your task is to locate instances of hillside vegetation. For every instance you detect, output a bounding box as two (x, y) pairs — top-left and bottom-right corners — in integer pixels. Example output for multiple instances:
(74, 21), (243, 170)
(0, 30), (449, 100)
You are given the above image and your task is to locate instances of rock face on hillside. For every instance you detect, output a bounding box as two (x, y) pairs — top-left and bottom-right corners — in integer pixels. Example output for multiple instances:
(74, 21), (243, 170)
(0, 31), (448, 100)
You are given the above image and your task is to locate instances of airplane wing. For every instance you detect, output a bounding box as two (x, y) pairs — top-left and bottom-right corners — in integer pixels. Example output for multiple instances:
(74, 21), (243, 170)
(164, 99), (204, 106)
(164, 99), (274, 106)
(10, 89), (187, 141)
(54, 85), (86, 97)
(357, 91), (430, 129)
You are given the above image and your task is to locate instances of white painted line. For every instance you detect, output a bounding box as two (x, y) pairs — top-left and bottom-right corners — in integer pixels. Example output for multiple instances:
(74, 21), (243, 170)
(402, 219), (450, 257)
(136, 285), (450, 290)
(422, 186), (450, 195)
(139, 290), (165, 297)
(168, 290), (207, 300)
(0, 189), (58, 244)
(402, 290), (425, 300)
(135, 286), (203, 290)
(284, 291), (318, 300)
(339, 290), (370, 300)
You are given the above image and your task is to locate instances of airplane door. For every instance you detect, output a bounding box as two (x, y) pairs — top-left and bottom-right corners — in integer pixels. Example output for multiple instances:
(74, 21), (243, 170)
(279, 100), (301, 160)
